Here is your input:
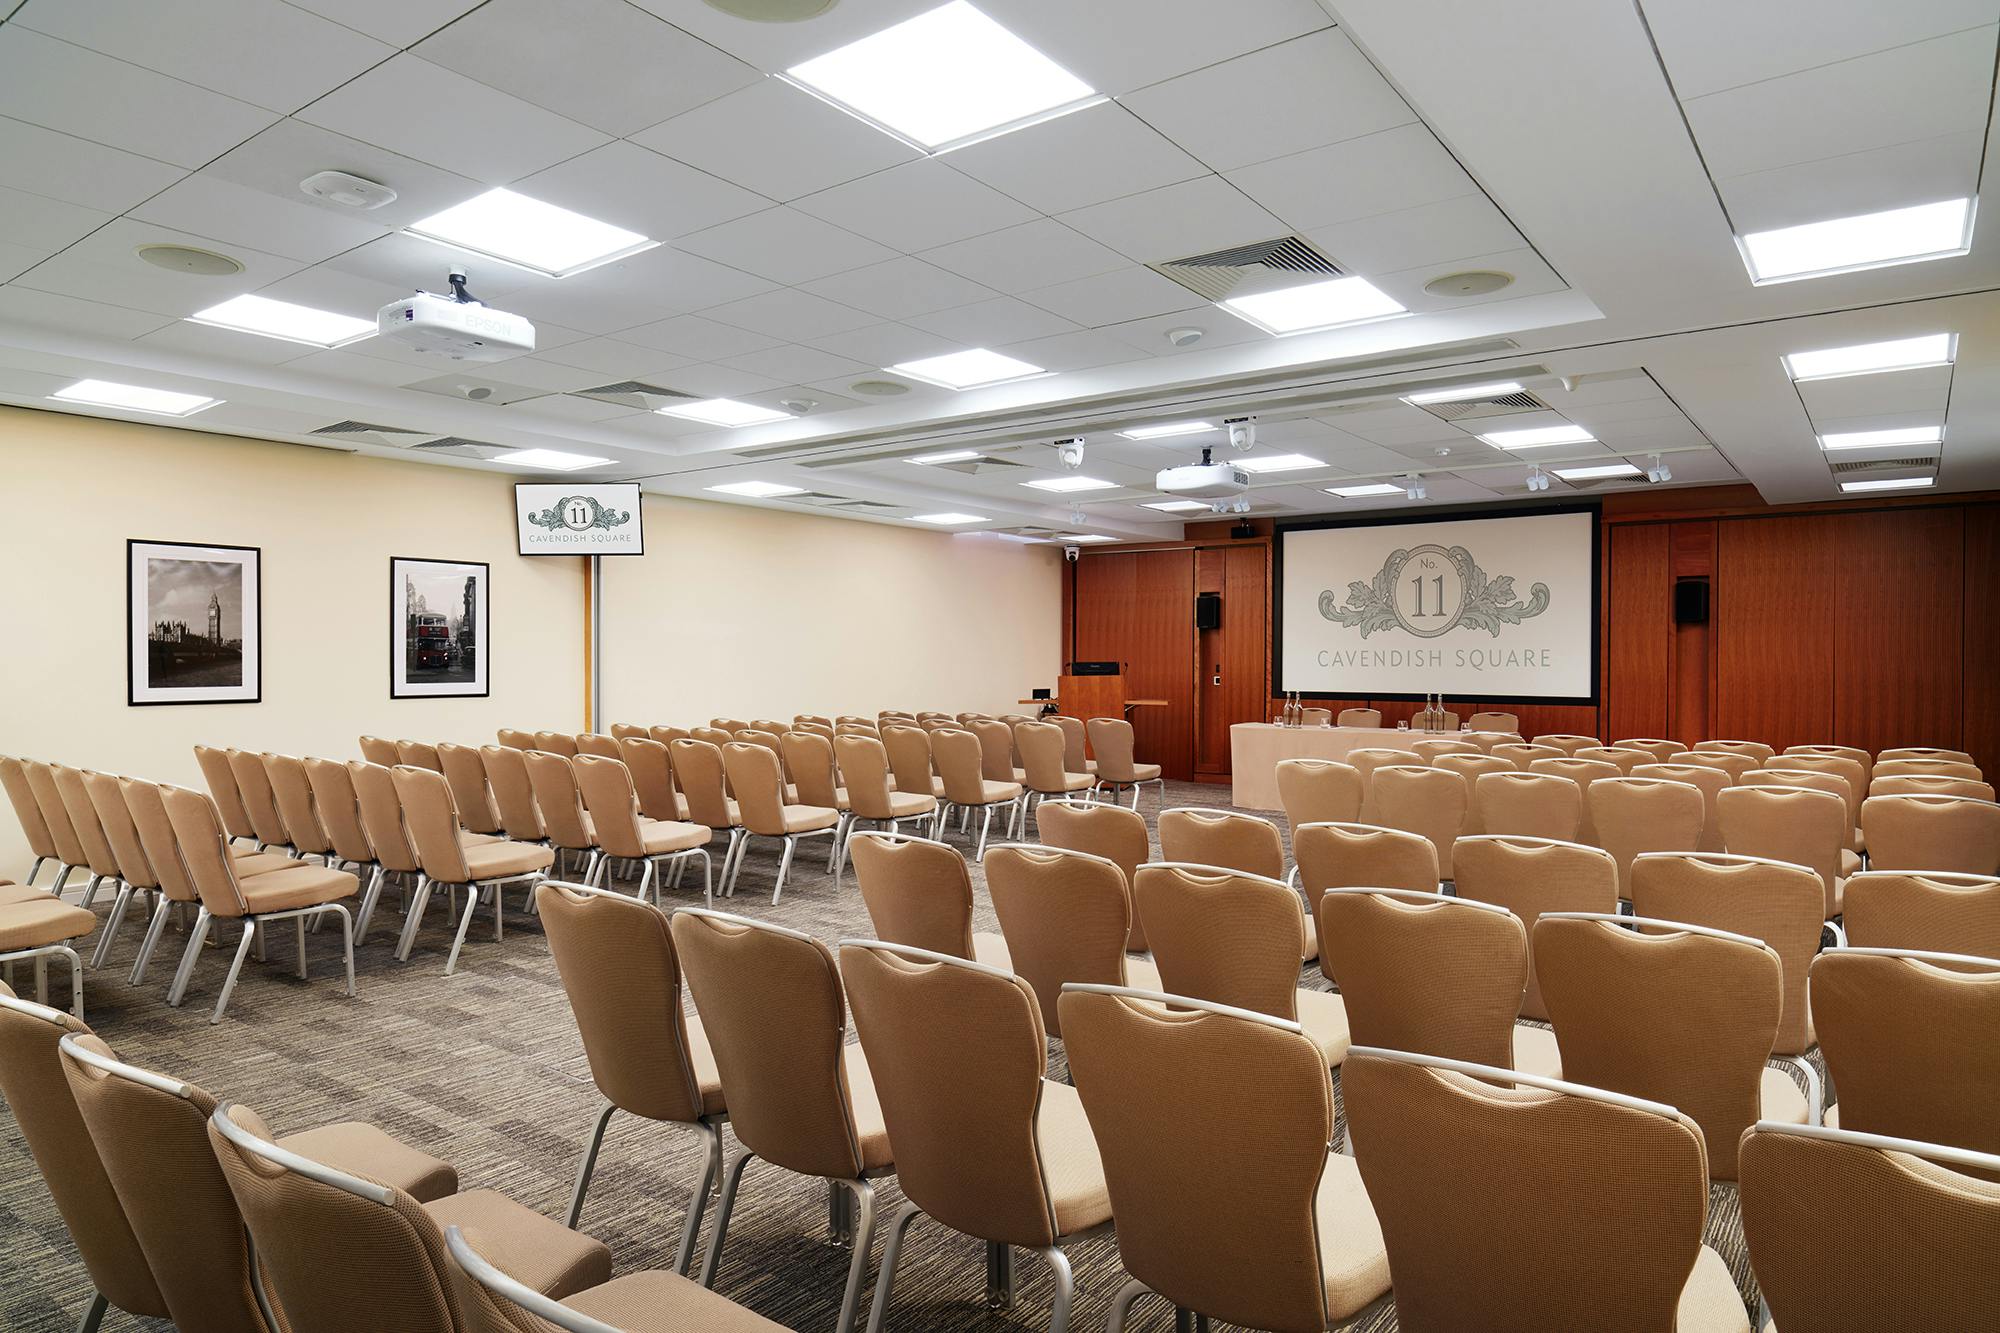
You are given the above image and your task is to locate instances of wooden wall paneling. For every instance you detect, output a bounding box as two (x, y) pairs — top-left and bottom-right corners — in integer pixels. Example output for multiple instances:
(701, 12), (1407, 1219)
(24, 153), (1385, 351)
(1713, 515), (1837, 750)
(1214, 543), (1270, 760)
(1964, 505), (2000, 780)
(1072, 549), (1196, 780)
(1194, 549), (1227, 773)
(1606, 522), (1671, 743)
(1667, 520), (1716, 746)
(1512, 704), (1603, 741)
(1832, 507), (1964, 754)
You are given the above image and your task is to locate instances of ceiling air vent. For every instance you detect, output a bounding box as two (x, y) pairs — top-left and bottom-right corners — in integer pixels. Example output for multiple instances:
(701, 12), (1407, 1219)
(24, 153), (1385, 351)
(1411, 389), (1547, 423)
(788, 492), (905, 510)
(1150, 235), (1343, 302)
(571, 380), (699, 410)
(1828, 456), (1939, 474)
(309, 420), (436, 448)
(411, 436), (510, 460)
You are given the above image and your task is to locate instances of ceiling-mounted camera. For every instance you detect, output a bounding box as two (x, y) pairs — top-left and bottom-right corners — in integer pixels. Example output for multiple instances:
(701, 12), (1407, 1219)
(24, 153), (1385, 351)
(1225, 415), (1255, 451)
(1063, 545), (1081, 563)
(1056, 436), (1086, 469)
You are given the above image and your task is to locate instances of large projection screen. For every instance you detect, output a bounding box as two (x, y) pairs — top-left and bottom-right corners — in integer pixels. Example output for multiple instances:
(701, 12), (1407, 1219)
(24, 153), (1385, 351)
(1276, 506), (1598, 703)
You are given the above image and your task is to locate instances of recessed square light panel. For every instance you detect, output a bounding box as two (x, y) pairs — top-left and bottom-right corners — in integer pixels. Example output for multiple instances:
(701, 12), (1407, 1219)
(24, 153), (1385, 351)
(407, 188), (657, 278)
(1739, 199), (1972, 285)
(50, 379), (220, 417)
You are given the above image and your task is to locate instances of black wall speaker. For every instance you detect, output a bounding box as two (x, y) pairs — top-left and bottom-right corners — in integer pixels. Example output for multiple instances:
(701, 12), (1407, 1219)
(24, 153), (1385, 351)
(1674, 577), (1710, 625)
(1194, 591), (1222, 630)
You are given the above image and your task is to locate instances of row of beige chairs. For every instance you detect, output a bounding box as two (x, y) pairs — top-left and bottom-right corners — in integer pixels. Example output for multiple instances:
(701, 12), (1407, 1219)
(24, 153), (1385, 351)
(1297, 706), (1521, 732)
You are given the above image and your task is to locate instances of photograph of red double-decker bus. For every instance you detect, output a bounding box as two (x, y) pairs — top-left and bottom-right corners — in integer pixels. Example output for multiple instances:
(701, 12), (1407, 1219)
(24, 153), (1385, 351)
(391, 557), (488, 698)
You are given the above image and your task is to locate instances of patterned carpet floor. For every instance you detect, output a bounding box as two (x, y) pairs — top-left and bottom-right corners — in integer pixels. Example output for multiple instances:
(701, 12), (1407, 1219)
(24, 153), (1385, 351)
(1, 779), (1770, 1331)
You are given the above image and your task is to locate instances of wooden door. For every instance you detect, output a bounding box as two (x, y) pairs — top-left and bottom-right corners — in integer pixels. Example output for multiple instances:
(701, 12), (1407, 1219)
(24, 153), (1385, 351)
(1073, 550), (1195, 779)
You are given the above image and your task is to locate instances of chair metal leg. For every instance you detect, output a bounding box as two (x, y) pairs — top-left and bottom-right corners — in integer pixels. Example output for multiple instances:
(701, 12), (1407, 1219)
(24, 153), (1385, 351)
(700, 1149), (758, 1289)
(772, 836), (798, 904)
(863, 1201), (922, 1333)
(637, 859), (656, 905)
(354, 866), (386, 943)
(50, 864), (74, 897)
(25, 855), (45, 887)
(564, 1101), (617, 1229)
(1037, 1245), (1076, 1333)
(88, 882), (136, 970)
(1107, 1278), (1155, 1333)
(332, 904), (356, 997)
(444, 881), (482, 976)
(129, 894), (172, 985)
(675, 1120), (724, 1278)
(294, 915), (308, 979)
(74, 1291), (108, 1333)
(78, 874), (106, 912)
(166, 907), (213, 1006)
(835, 1179), (879, 1333)
(827, 814), (845, 872)
(210, 921), (259, 1024)
(976, 806), (994, 862)
(394, 874), (433, 962)
(1175, 1310), (1196, 1333)
(986, 1240), (1015, 1310)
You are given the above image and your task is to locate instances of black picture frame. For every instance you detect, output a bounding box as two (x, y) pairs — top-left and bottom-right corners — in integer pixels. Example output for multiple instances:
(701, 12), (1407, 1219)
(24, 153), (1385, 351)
(1271, 500), (1602, 706)
(127, 538), (263, 707)
(390, 556), (491, 700)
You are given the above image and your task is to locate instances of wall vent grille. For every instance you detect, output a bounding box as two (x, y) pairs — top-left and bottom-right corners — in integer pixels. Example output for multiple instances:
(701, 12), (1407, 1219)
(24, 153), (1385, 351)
(1828, 456), (1939, 474)
(1415, 390), (1547, 423)
(572, 381), (697, 410)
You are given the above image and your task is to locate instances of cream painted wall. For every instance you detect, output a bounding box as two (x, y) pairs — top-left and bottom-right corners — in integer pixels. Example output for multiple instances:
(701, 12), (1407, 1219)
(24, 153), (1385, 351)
(0, 406), (586, 877)
(601, 494), (1064, 727)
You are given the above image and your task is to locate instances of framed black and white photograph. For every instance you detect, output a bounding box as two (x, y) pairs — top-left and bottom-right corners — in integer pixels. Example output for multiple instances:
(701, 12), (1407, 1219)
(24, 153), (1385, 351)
(128, 539), (262, 706)
(391, 557), (489, 699)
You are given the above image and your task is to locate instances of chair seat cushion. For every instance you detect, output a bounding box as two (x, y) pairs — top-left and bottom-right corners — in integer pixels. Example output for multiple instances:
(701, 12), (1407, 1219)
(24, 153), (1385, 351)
(278, 1121), (458, 1202)
(1760, 1066), (1810, 1125)
(781, 804), (840, 834)
(231, 851), (301, 877)
(1038, 773), (1095, 795)
(561, 1270), (788, 1331)
(841, 1042), (893, 1171)
(1035, 1080), (1111, 1236)
(887, 792), (936, 818)
(1120, 953), (1162, 991)
(639, 820), (711, 854)
(974, 781), (1022, 804)
(1839, 848), (1861, 879)
(237, 865), (359, 914)
(1315, 1152), (1393, 1318)
(1296, 989), (1351, 1068)
(684, 1016), (728, 1116)
(1130, 764), (1163, 782)
(1511, 1024), (1563, 1080)
(0, 882), (48, 906)
(1678, 1244), (1754, 1332)
(0, 896), (96, 949)
(227, 845), (262, 860)
(457, 830), (505, 848)
(971, 932), (1011, 972)
(461, 840), (556, 881)
(423, 1189), (611, 1299)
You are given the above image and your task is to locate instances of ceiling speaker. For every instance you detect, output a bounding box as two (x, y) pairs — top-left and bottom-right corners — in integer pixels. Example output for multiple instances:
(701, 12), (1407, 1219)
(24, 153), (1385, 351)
(1424, 269), (1513, 298)
(702, 0), (837, 20)
(136, 244), (243, 276)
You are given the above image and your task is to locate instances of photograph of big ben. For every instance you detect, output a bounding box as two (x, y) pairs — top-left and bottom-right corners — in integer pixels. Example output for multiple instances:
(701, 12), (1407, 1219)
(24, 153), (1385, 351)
(127, 539), (261, 705)
(390, 557), (489, 699)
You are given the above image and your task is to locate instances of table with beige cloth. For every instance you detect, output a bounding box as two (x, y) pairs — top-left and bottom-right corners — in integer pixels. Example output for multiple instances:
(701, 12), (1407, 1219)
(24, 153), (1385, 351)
(1229, 724), (1513, 810)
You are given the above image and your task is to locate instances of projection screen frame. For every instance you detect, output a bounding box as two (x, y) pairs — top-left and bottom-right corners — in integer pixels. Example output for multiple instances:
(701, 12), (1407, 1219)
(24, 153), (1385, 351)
(1272, 501), (1601, 706)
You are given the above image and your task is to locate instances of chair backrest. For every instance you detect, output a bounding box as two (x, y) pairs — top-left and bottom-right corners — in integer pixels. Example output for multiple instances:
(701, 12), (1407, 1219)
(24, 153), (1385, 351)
(1371, 765), (1468, 867)
(1861, 795), (2000, 875)
(1586, 777), (1705, 895)
(1293, 821), (1438, 895)
(358, 735), (400, 766)
(1472, 770), (1582, 841)
(303, 758), (375, 866)
(1763, 753), (1866, 829)
(1525, 756), (1618, 842)
(1084, 717), (1144, 784)
(1531, 734), (1601, 756)
(838, 941), (1061, 1247)
(1880, 745), (1976, 765)
(1466, 710), (1517, 733)
(523, 750), (593, 853)
(1273, 759), (1362, 831)
(1875, 757), (1983, 781)
(732, 729), (787, 778)
(1669, 748), (1757, 783)
(227, 749), (291, 848)
(649, 725), (691, 747)
(1811, 947), (2000, 1159)
(1411, 707), (1458, 730)
(668, 740), (734, 830)
(721, 743), (789, 837)
(880, 725), (936, 798)
(609, 722), (647, 740)
(478, 745), (544, 842)
(831, 735), (896, 821)
(1053, 716), (1090, 773)
(1695, 738), (1776, 763)
(51, 764), (122, 878)
(349, 761), (422, 875)
(1131, 863), (1303, 1021)
(396, 740), (444, 772)
(1015, 721), (1073, 793)
(1059, 986), (1339, 1332)
(533, 731), (579, 758)
(572, 755), (649, 859)
(712, 717), (752, 733)
(930, 727), (993, 806)
(1342, 1048), (1709, 1333)
(616, 736), (683, 823)
(1842, 870), (2000, 956)
(1717, 785), (1847, 912)
(573, 733), (621, 760)
(262, 753), (332, 859)
(1535, 913), (1781, 1179)
(1489, 742), (1561, 769)
(781, 731), (842, 809)
(847, 832), (975, 959)
(118, 776), (198, 903)
(1410, 739), (1480, 762)
(1297, 706), (1331, 726)
(1628, 762), (1729, 852)
(1613, 738), (1684, 764)
(1741, 766), (1851, 808)
(672, 909), (865, 1179)
(1316, 889), (1527, 1068)
(1739, 1123), (2000, 1331)
(159, 785), (252, 918)
(537, 882), (707, 1123)
(1033, 798), (1150, 952)
(1336, 707), (1381, 727)
(82, 769), (158, 891)
(496, 728), (535, 750)
(969, 719), (1019, 782)
(192, 744), (257, 845)
(1872, 773), (1996, 801)
(1449, 835), (1617, 1020)
(437, 742), (502, 835)
(1, 754), (59, 861)
(1431, 753), (1511, 834)
(389, 766), (474, 885)
(1629, 852), (1824, 1055)
(985, 844), (1132, 1036)
(691, 727), (733, 749)
(0, 989), (166, 1320)
(1346, 746), (1412, 822)
(1155, 808), (1284, 880)
(1785, 742), (1873, 776)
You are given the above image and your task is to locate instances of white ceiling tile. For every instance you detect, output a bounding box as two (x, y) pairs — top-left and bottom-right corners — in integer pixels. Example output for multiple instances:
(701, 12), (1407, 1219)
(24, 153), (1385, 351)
(0, 116), (188, 214)
(906, 295), (1080, 345)
(1308, 193), (1524, 278)
(619, 313), (784, 361)
(797, 256), (997, 321)
(795, 160), (1038, 253)
(323, 231), (553, 301)
(0, 241), (49, 283)
(1018, 266), (1203, 327)
(0, 285), (175, 338)
(1225, 124), (1475, 233)
(1121, 30), (1415, 173)
(18, 0), (394, 114)
(499, 244), (774, 334)
(1060, 175), (1283, 263)
(704, 287), (878, 340)
(283, 347), (445, 386)
(717, 342), (872, 384)
(634, 76), (923, 204)
(0, 27), (278, 169)
(979, 0), (1332, 96)
(131, 174), (389, 264)
(1370, 246), (1568, 314)
(282, 0), (483, 46)
(9, 217), (302, 318)
(414, 0), (758, 138)
(1682, 28), (1996, 179)
(922, 218), (1126, 292)
(482, 356), (639, 394)
(1100, 307), (1263, 356)
(653, 361), (784, 398)
(201, 118), (482, 231)
(509, 393), (644, 423)
(133, 318), (322, 366)
(996, 329), (1151, 373)
(250, 265), (413, 318)
(295, 54), (610, 184)
(803, 370), (948, 404)
(1644, 0), (1998, 99)
(802, 321), (966, 367)
(676, 206), (896, 285)
(516, 141), (769, 241)
(1715, 130), (1982, 233)
(944, 100), (1208, 214)
(0, 185), (113, 252)
(531, 337), (692, 379)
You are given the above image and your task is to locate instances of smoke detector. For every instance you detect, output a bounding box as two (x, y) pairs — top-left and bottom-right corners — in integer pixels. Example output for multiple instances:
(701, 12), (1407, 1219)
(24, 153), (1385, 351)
(299, 170), (398, 211)
(1165, 326), (1204, 347)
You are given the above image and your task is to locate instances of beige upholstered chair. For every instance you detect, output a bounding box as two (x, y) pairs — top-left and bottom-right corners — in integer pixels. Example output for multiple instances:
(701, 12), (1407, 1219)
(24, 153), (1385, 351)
(524, 749), (606, 884)
(838, 940), (1112, 1332)
(1671, 748), (1758, 784)
(1450, 835), (1617, 1021)
(0, 881), (94, 1016)
(479, 744), (549, 845)
(670, 910), (891, 1333)
(1629, 762), (1730, 852)
(49, 764), (127, 914)
(571, 733), (620, 760)
(1062, 986), (1392, 1333)
(1085, 717), (1162, 809)
(846, 831), (1009, 970)
(1017, 720), (1094, 810)
(158, 785), (358, 1022)
(1718, 785), (1854, 919)
(1695, 738), (1776, 764)
(720, 743), (837, 902)
(730, 730), (791, 797)
(1294, 821), (1439, 898)
(1473, 770), (1582, 840)
(984, 844), (1162, 1037)
(1274, 758), (1362, 832)
(1410, 738), (1480, 762)
(1372, 766), (1468, 871)
(396, 739), (445, 772)
(1051, 715), (1097, 779)
(650, 724), (692, 747)
(1317, 888), (1560, 1079)
(1430, 753), (1511, 835)
(536, 882), (725, 1271)
(1880, 745), (1976, 765)
(1572, 744), (1648, 774)
(1, 754), (64, 887)
(1764, 753), (1867, 844)
(970, 718), (1027, 785)
(667, 738), (743, 872)
(261, 753), (336, 871)
(608, 722), (648, 741)
(193, 743), (260, 852)
(932, 726), (1021, 859)
(1842, 870), (2000, 956)
(1875, 757), (1983, 782)
(1034, 798), (1152, 953)
(224, 748), (298, 857)
(1526, 756), (1619, 844)
(1739, 1122), (2000, 1332)
(1534, 913), (1802, 1179)
(1467, 710), (1518, 733)
(1741, 765), (1852, 806)
(496, 727), (536, 750)
(573, 755), (712, 905)
(118, 777), (292, 988)
(1587, 776), (1705, 895)
(1614, 738), (1685, 764)
(359, 734), (400, 766)
(78, 770), (163, 972)
(881, 725), (945, 807)
(1489, 741), (1561, 769)
(1341, 1048), (1750, 1333)
(1131, 863), (1348, 1070)
(1298, 706), (1332, 726)
(1871, 772), (1996, 802)
(831, 736), (935, 881)
(780, 730), (849, 848)
(1156, 807), (1284, 879)
(1862, 794), (2000, 875)
(1786, 741), (1873, 775)
(348, 759), (442, 946)
(300, 758), (397, 942)
(1531, 733), (1601, 756)
(58, 1029), (457, 1333)
(1410, 707), (1458, 730)
(1346, 746), (1413, 823)
(535, 730), (582, 757)
(391, 766), (553, 974)
(437, 742), (504, 835)
(1335, 707), (1381, 727)
(617, 736), (690, 824)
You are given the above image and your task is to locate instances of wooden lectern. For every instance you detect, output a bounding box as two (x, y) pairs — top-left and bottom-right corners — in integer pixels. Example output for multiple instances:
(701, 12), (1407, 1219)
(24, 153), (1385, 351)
(1058, 673), (1127, 721)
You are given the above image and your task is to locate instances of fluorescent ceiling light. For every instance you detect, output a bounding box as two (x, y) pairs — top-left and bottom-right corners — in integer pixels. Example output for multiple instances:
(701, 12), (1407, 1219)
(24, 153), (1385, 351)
(784, 2), (1101, 152)
(657, 398), (793, 427)
(1023, 475), (1116, 492)
(1818, 425), (1942, 451)
(1221, 276), (1405, 335)
(707, 480), (805, 498)
(187, 294), (376, 348)
(890, 348), (1044, 390)
(911, 512), (988, 525)
(50, 378), (219, 417)
(1236, 453), (1322, 473)
(1739, 198), (1972, 285)
(1479, 424), (1596, 449)
(1840, 476), (1936, 493)
(1055, 533), (1116, 543)
(1120, 420), (1214, 440)
(407, 188), (657, 278)
(491, 448), (611, 471)
(1552, 462), (1642, 480)
(908, 449), (982, 464)
(1782, 333), (1957, 381)
(1144, 499), (1210, 512)
(1325, 482), (1405, 498)
(1401, 381), (1524, 406)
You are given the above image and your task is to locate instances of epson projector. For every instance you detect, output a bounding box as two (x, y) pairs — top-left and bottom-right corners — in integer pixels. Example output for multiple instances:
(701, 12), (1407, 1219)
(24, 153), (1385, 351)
(1156, 458), (1250, 501)
(377, 288), (535, 362)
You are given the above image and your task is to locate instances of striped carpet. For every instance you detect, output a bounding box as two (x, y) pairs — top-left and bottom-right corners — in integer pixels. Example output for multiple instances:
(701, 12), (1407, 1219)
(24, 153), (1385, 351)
(1, 780), (1770, 1331)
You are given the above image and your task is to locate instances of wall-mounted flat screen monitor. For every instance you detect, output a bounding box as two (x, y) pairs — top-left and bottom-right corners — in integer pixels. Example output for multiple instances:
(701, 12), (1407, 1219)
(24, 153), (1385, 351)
(515, 483), (645, 556)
